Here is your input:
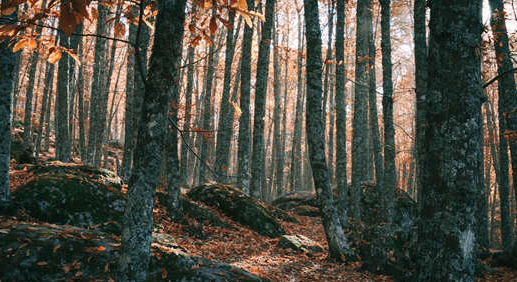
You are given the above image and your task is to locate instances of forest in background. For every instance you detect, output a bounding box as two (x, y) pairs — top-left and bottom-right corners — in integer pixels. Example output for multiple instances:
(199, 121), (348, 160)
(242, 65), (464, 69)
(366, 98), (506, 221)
(0, 0), (517, 281)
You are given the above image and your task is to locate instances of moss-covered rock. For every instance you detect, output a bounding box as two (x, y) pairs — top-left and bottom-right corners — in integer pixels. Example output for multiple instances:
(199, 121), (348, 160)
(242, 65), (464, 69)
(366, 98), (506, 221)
(271, 192), (318, 210)
(278, 234), (323, 254)
(0, 220), (265, 282)
(30, 161), (123, 190)
(293, 205), (321, 217)
(13, 174), (125, 234)
(187, 183), (285, 237)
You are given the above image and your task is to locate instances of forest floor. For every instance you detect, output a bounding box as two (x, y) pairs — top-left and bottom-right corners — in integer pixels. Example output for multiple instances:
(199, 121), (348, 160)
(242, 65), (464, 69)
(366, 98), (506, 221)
(7, 165), (517, 282)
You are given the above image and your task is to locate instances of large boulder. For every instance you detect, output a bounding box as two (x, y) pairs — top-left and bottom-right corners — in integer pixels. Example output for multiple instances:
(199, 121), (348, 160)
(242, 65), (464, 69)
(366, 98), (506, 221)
(187, 183), (285, 237)
(0, 220), (265, 282)
(13, 173), (125, 234)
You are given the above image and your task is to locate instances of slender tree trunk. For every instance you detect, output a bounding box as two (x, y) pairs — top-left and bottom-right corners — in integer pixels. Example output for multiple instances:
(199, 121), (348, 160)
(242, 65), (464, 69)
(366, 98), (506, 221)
(87, 2), (108, 165)
(55, 22), (71, 162)
(0, 2), (17, 208)
(303, 0), (354, 260)
(291, 13), (305, 192)
(368, 11), (383, 193)
(43, 71), (54, 153)
(277, 25), (290, 196)
(118, 0), (186, 280)
(415, 1), (483, 281)
(180, 42), (195, 186)
(271, 18), (282, 197)
(351, 0), (372, 221)
(335, 0), (348, 226)
(35, 62), (54, 159)
(121, 12), (151, 180)
(489, 0), (516, 252)
(214, 11), (237, 183)
(380, 0), (395, 222)
(250, 0), (276, 199)
(414, 0), (427, 206)
(237, 0), (254, 194)
(198, 28), (221, 184)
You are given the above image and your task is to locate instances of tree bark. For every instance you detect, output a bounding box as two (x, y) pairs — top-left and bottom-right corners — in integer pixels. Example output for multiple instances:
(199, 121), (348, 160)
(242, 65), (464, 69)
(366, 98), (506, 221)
(414, 0), (427, 207)
(303, 0), (354, 260)
(214, 10), (237, 184)
(351, 0), (372, 221)
(237, 0), (254, 194)
(489, 0), (516, 252)
(380, 0), (395, 222)
(250, 0), (275, 199)
(0, 2), (17, 208)
(118, 0), (186, 280)
(415, 1), (483, 281)
(55, 24), (71, 162)
(335, 0), (348, 226)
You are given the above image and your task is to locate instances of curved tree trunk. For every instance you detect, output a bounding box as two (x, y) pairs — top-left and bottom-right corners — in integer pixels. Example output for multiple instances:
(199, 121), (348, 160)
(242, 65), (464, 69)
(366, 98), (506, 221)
(303, 0), (354, 261)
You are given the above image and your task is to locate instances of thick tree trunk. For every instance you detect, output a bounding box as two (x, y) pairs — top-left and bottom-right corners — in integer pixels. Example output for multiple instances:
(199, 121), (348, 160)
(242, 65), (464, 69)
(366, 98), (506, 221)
(0, 2), (17, 208)
(415, 1), (483, 281)
(250, 0), (275, 199)
(489, 0), (515, 252)
(351, 0), (372, 221)
(380, 0), (395, 222)
(303, 0), (354, 261)
(414, 0), (427, 206)
(118, 0), (186, 280)
(335, 0), (348, 226)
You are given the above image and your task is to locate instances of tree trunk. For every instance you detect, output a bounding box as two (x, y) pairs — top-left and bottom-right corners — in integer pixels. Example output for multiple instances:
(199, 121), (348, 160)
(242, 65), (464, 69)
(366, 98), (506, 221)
(180, 42), (195, 186)
(55, 25), (71, 162)
(351, 0), (372, 221)
(214, 10), (238, 184)
(121, 11), (151, 180)
(335, 0), (348, 226)
(368, 9), (383, 193)
(0, 2), (17, 208)
(489, 0), (516, 252)
(87, 2), (108, 165)
(35, 62), (54, 159)
(250, 0), (275, 199)
(237, 0), (254, 194)
(198, 28), (221, 184)
(380, 0), (395, 222)
(303, 0), (354, 261)
(415, 1), (483, 281)
(414, 0), (427, 207)
(118, 0), (186, 280)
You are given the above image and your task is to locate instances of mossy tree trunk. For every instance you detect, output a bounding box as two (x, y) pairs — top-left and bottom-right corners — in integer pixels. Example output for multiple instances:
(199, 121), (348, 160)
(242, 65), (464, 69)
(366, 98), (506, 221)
(118, 0), (186, 280)
(303, 0), (354, 260)
(0, 1), (17, 208)
(415, 1), (483, 281)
